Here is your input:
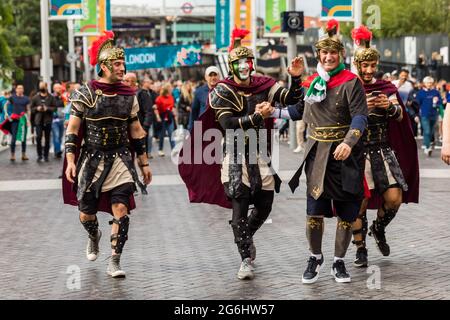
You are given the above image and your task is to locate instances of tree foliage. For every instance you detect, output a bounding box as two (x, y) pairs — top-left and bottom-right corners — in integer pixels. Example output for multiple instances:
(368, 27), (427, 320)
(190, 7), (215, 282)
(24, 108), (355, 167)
(0, 1), (19, 83)
(1, 0), (68, 84)
(339, 0), (450, 38)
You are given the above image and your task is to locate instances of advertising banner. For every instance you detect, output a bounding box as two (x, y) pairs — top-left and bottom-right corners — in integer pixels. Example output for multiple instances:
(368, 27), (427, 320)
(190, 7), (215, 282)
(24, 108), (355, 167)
(125, 45), (202, 70)
(50, 0), (84, 20)
(321, 0), (353, 21)
(215, 0), (230, 50)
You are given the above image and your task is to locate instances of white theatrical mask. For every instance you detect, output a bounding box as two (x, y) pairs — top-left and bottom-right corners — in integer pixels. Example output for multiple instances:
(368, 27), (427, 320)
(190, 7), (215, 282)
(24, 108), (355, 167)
(237, 58), (251, 80)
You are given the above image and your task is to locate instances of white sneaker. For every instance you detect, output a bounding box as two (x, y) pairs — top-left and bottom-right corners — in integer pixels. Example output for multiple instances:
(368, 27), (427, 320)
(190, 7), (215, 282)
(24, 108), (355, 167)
(237, 258), (254, 280)
(158, 150), (165, 157)
(107, 254), (126, 278)
(293, 145), (304, 153)
(86, 229), (102, 261)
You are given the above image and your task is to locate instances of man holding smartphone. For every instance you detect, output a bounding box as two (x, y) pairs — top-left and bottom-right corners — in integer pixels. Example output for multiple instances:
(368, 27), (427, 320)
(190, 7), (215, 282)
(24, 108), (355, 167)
(350, 26), (419, 267)
(30, 81), (56, 162)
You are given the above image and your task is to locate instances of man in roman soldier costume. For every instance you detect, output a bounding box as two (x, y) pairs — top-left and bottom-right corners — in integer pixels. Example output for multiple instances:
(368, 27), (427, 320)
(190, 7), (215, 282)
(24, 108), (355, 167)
(285, 19), (368, 283)
(350, 26), (419, 267)
(179, 27), (303, 280)
(63, 31), (152, 278)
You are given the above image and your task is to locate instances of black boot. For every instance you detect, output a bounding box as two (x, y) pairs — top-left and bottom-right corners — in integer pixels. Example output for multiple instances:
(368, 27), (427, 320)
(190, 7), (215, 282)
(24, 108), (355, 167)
(369, 222), (390, 256)
(369, 206), (396, 256)
(352, 213), (368, 267)
(354, 247), (368, 267)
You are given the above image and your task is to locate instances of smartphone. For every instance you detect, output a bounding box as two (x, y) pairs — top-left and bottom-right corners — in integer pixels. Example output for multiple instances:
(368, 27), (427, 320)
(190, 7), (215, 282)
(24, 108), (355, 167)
(371, 90), (382, 97)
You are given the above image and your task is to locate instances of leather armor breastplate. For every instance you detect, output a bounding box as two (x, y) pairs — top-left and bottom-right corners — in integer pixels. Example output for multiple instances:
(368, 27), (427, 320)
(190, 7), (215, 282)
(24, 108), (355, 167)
(83, 94), (134, 151)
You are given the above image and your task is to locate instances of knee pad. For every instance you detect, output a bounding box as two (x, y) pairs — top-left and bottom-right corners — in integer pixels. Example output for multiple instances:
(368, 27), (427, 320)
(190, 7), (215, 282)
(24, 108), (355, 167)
(248, 208), (266, 235)
(109, 215), (130, 254)
(306, 216), (324, 230)
(81, 217), (99, 238)
(229, 218), (252, 259)
(352, 211), (368, 246)
(377, 204), (398, 228)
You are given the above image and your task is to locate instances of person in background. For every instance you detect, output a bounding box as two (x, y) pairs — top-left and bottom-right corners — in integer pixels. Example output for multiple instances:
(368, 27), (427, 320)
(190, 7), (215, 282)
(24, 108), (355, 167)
(392, 69), (414, 106)
(63, 83), (80, 128)
(52, 83), (66, 158)
(415, 76), (442, 156)
(30, 81), (56, 162)
(154, 83), (176, 156)
(405, 79), (421, 137)
(137, 77), (155, 158)
(5, 85), (30, 161)
(0, 90), (11, 146)
(188, 66), (220, 131)
(177, 82), (193, 130)
(123, 72), (138, 91)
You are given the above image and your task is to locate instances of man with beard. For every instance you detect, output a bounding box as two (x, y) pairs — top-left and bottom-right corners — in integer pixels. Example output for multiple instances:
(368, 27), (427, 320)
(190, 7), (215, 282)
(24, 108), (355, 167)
(350, 25), (419, 267)
(286, 20), (368, 283)
(179, 28), (304, 280)
(63, 31), (152, 278)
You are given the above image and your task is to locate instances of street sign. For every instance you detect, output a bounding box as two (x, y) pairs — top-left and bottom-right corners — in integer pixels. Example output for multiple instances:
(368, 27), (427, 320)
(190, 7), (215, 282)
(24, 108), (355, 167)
(281, 11), (304, 33)
(181, 2), (194, 14)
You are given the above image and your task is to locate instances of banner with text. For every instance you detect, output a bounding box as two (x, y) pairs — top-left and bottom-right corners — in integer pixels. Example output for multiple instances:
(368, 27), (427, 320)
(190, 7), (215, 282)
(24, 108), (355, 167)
(321, 0), (353, 21)
(215, 0), (230, 50)
(50, 0), (83, 19)
(125, 45), (202, 70)
(265, 0), (286, 35)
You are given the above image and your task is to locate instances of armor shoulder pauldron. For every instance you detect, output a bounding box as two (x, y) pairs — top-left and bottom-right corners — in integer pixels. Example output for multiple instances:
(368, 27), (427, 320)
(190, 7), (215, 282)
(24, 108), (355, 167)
(209, 83), (243, 112)
(70, 84), (102, 109)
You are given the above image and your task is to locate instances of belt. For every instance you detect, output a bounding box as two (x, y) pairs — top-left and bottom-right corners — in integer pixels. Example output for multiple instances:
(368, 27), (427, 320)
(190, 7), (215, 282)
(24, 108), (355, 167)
(309, 125), (349, 142)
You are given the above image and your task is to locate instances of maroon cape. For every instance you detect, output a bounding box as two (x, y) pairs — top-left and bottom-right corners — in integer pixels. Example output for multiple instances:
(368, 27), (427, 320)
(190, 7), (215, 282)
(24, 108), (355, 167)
(178, 76), (277, 209)
(89, 79), (137, 95)
(364, 80), (420, 209)
(62, 80), (137, 215)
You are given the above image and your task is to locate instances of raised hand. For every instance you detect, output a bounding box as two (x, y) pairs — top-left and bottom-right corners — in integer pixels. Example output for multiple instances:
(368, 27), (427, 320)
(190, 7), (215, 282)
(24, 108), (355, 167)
(288, 56), (305, 77)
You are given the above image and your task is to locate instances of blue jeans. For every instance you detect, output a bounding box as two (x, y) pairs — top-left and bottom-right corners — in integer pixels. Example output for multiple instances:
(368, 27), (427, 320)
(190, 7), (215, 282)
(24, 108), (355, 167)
(421, 117), (437, 149)
(52, 119), (64, 154)
(158, 121), (175, 151)
(10, 120), (27, 154)
(144, 124), (153, 154)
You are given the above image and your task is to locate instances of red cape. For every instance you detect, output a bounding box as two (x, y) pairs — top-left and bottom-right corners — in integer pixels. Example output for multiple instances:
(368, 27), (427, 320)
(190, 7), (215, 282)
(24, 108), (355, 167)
(178, 76), (276, 209)
(363, 80), (419, 209)
(90, 80), (136, 96)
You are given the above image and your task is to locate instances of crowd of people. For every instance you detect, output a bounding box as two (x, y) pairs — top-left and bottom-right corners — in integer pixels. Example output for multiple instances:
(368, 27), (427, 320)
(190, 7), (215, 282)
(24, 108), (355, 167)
(0, 66), (221, 162)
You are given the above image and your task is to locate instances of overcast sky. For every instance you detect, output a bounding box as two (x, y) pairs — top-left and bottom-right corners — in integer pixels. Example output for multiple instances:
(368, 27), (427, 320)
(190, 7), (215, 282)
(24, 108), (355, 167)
(110, 0), (322, 18)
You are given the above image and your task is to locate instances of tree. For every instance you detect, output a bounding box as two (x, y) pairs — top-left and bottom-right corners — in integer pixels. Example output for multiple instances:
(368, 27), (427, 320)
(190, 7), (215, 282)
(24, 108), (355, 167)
(338, 0), (450, 39)
(0, 0), (68, 84)
(8, 0), (68, 53)
(0, 1), (19, 84)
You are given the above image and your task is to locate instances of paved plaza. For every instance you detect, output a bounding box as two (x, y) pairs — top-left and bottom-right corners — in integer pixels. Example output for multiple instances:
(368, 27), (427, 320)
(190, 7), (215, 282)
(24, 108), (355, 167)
(0, 138), (449, 300)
